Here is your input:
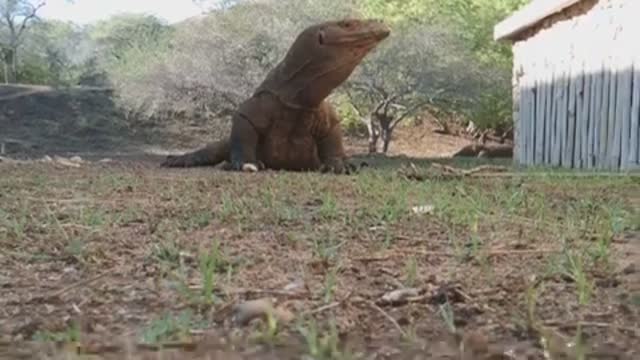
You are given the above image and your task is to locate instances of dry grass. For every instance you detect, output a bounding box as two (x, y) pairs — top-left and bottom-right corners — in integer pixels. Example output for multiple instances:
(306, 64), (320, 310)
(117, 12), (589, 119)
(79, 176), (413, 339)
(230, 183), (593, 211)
(0, 157), (638, 359)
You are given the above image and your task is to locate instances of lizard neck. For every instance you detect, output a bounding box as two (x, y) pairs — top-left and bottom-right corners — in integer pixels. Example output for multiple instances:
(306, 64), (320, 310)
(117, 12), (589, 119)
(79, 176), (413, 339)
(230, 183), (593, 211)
(255, 88), (323, 112)
(255, 54), (363, 110)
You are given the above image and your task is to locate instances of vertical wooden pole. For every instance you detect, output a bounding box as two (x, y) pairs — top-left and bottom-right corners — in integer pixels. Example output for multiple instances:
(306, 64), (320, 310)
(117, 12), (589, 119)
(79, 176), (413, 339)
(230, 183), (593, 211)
(612, 66), (626, 169)
(619, 66), (633, 170)
(631, 62), (640, 168)
(606, 59), (617, 169)
(512, 54), (523, 165)
(566, 61), (578, 168)
(587, 66), (599, 168)
(548, 68), (555, 164)
(574, 65), (585, 168)
(547, 66), (555, 165)
(581, 71), (592, 169)
(536, 66), (546, 165)
(599, 61), (611, 169)
(558, 69), (569, 167)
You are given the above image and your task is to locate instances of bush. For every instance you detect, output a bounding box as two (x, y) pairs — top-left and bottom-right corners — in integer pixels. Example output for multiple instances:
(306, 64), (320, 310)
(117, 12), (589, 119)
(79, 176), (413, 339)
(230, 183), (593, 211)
(101, 0), (358, 132)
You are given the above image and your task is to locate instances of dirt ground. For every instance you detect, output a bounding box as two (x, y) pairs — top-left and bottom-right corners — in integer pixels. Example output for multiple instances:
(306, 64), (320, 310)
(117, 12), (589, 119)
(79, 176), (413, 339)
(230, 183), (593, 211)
(1, 155), (639, 360)
(1, 85), (639, 359)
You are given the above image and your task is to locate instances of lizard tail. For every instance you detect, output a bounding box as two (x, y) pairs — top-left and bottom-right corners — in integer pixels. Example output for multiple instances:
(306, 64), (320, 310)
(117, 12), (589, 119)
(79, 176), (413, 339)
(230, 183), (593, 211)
(161, 139), (230, 167)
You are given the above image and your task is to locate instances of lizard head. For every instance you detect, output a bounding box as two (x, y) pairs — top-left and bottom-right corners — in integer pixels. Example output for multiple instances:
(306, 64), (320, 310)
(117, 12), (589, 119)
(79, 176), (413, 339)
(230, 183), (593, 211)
(263, 18), (391, 108)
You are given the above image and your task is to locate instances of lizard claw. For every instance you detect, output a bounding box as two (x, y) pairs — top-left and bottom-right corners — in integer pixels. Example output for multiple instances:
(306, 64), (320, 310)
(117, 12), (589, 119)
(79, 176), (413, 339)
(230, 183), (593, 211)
(320, 158), (358, 175)
(226, 160), (264, 172)
(242, 163), (259, 172)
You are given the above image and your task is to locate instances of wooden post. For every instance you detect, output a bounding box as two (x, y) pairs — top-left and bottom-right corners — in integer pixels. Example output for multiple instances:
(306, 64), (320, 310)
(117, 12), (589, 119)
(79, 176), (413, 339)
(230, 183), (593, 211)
(549, 65), (558, 166)
(619, 66), (633, 170)
(527, 70), (536, 165)
(606, 64), (618, 170)
(512, 57), (523, 164)
(536, 67), (546, 165)
(543, 66), (550, 164)
(574, 65), (585, 168)
(566, 61), (578, 168)
(611, 66), (625, 169)
(631, 62), (640, 168)
(587, 66), (598, 169)
(581, 71), (592, 168)
(598, 60), (611, 169)
(558, 69), (569, 167)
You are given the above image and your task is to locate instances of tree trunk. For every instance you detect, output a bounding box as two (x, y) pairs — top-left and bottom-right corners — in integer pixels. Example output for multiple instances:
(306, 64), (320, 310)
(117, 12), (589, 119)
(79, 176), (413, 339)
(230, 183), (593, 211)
(2, 48), (17, 84)
(374, 113), (393, 154)
(11, 47), (16, 83)
(368, 132), (379, 153)
(381, 128), (391, 153)
(364, 115), (379, 153)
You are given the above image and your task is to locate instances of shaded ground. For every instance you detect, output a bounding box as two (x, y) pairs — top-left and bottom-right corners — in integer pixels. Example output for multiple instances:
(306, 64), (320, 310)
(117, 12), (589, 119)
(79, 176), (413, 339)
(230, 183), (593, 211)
(1, 157), (639, 359)
(0, 84), (476, 162)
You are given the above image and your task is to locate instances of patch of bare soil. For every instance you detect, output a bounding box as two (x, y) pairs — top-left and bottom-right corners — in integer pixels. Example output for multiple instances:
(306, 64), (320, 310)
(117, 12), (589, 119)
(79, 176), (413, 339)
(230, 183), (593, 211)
(344, 121), (473, 159)
(0, 84), (161, 160)
(0, 158), (638, 359)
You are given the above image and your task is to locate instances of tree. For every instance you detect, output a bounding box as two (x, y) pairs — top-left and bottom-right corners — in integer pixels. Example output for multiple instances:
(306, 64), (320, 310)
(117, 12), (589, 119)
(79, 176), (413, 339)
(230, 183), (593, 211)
(0, 0), (45, 83)
(16, 19), (96, 85)
(89, 13), (171, 67)
(357, 0), (530, 139)
(345, 24), (493, 153)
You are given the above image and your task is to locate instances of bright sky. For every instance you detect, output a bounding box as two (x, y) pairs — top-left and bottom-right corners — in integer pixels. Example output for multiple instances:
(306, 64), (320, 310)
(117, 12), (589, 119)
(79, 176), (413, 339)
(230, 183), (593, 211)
(39, 0), (205, 25)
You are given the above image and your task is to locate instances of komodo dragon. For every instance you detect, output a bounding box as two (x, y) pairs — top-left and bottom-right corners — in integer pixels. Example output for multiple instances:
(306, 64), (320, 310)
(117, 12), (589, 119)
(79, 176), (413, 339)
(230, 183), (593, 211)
(161, 19), (391, 174)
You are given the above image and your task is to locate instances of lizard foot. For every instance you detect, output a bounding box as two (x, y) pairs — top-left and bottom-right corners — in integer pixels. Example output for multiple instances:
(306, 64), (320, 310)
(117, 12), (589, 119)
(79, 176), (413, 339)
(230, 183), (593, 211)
(242, 163), (259, 172)
(319, 158), (358, 175)
(225, 160), (265, 172)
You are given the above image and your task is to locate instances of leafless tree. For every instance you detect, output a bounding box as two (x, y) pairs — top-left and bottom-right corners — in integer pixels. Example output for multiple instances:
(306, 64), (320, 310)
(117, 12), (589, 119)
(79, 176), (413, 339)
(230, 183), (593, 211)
(0, 0), (45, 83)
(344, 24), (496, 153)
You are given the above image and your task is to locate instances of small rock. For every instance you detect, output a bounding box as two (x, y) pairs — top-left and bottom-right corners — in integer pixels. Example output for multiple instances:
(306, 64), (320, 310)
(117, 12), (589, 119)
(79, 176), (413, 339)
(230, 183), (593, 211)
(41, 155), (53, 162)
(69, 156), (83, 163)
(231, 298), (295, 326)
(380, 287), (421, 305)
(412, 204), (435, 215)
(98, 158), (113, 163)
(53, 156), (81, 168)
(283, 279), (305, 291)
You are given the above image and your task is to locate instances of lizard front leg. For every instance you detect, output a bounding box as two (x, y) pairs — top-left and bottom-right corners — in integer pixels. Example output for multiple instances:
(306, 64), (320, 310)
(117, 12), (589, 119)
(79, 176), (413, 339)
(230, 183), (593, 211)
(229, 113), (262, 172)
(316, 123), (356, 175)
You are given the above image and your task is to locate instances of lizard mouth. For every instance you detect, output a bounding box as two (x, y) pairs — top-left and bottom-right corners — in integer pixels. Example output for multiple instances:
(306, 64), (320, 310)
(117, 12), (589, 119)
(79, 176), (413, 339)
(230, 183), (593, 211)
(326, 27), (391, 48)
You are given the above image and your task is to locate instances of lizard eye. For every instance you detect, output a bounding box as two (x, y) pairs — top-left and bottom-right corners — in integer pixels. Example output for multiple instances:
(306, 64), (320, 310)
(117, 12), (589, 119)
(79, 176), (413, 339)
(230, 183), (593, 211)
(318, 31), (325, 45)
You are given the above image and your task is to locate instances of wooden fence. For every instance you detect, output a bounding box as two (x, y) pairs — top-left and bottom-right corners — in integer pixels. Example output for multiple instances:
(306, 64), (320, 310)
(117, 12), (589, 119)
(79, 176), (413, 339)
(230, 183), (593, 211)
(515, 65), (640, 171)
(509, 0), (640, 171)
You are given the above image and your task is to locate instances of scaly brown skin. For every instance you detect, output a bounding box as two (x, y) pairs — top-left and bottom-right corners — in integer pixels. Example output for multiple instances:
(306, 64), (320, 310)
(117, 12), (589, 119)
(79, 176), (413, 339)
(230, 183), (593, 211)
(161, 19), (391, 174)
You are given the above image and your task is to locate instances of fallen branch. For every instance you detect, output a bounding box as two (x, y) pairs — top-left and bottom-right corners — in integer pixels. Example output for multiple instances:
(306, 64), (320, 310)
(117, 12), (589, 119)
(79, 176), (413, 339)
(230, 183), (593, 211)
(354, 248), (561, 262)
(400, 163), (640, 181)
(451, 143), (513, 158)
(48, 269), (113, 298)
(304, 290), (354, 316)
(544, 320), (639, 336)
